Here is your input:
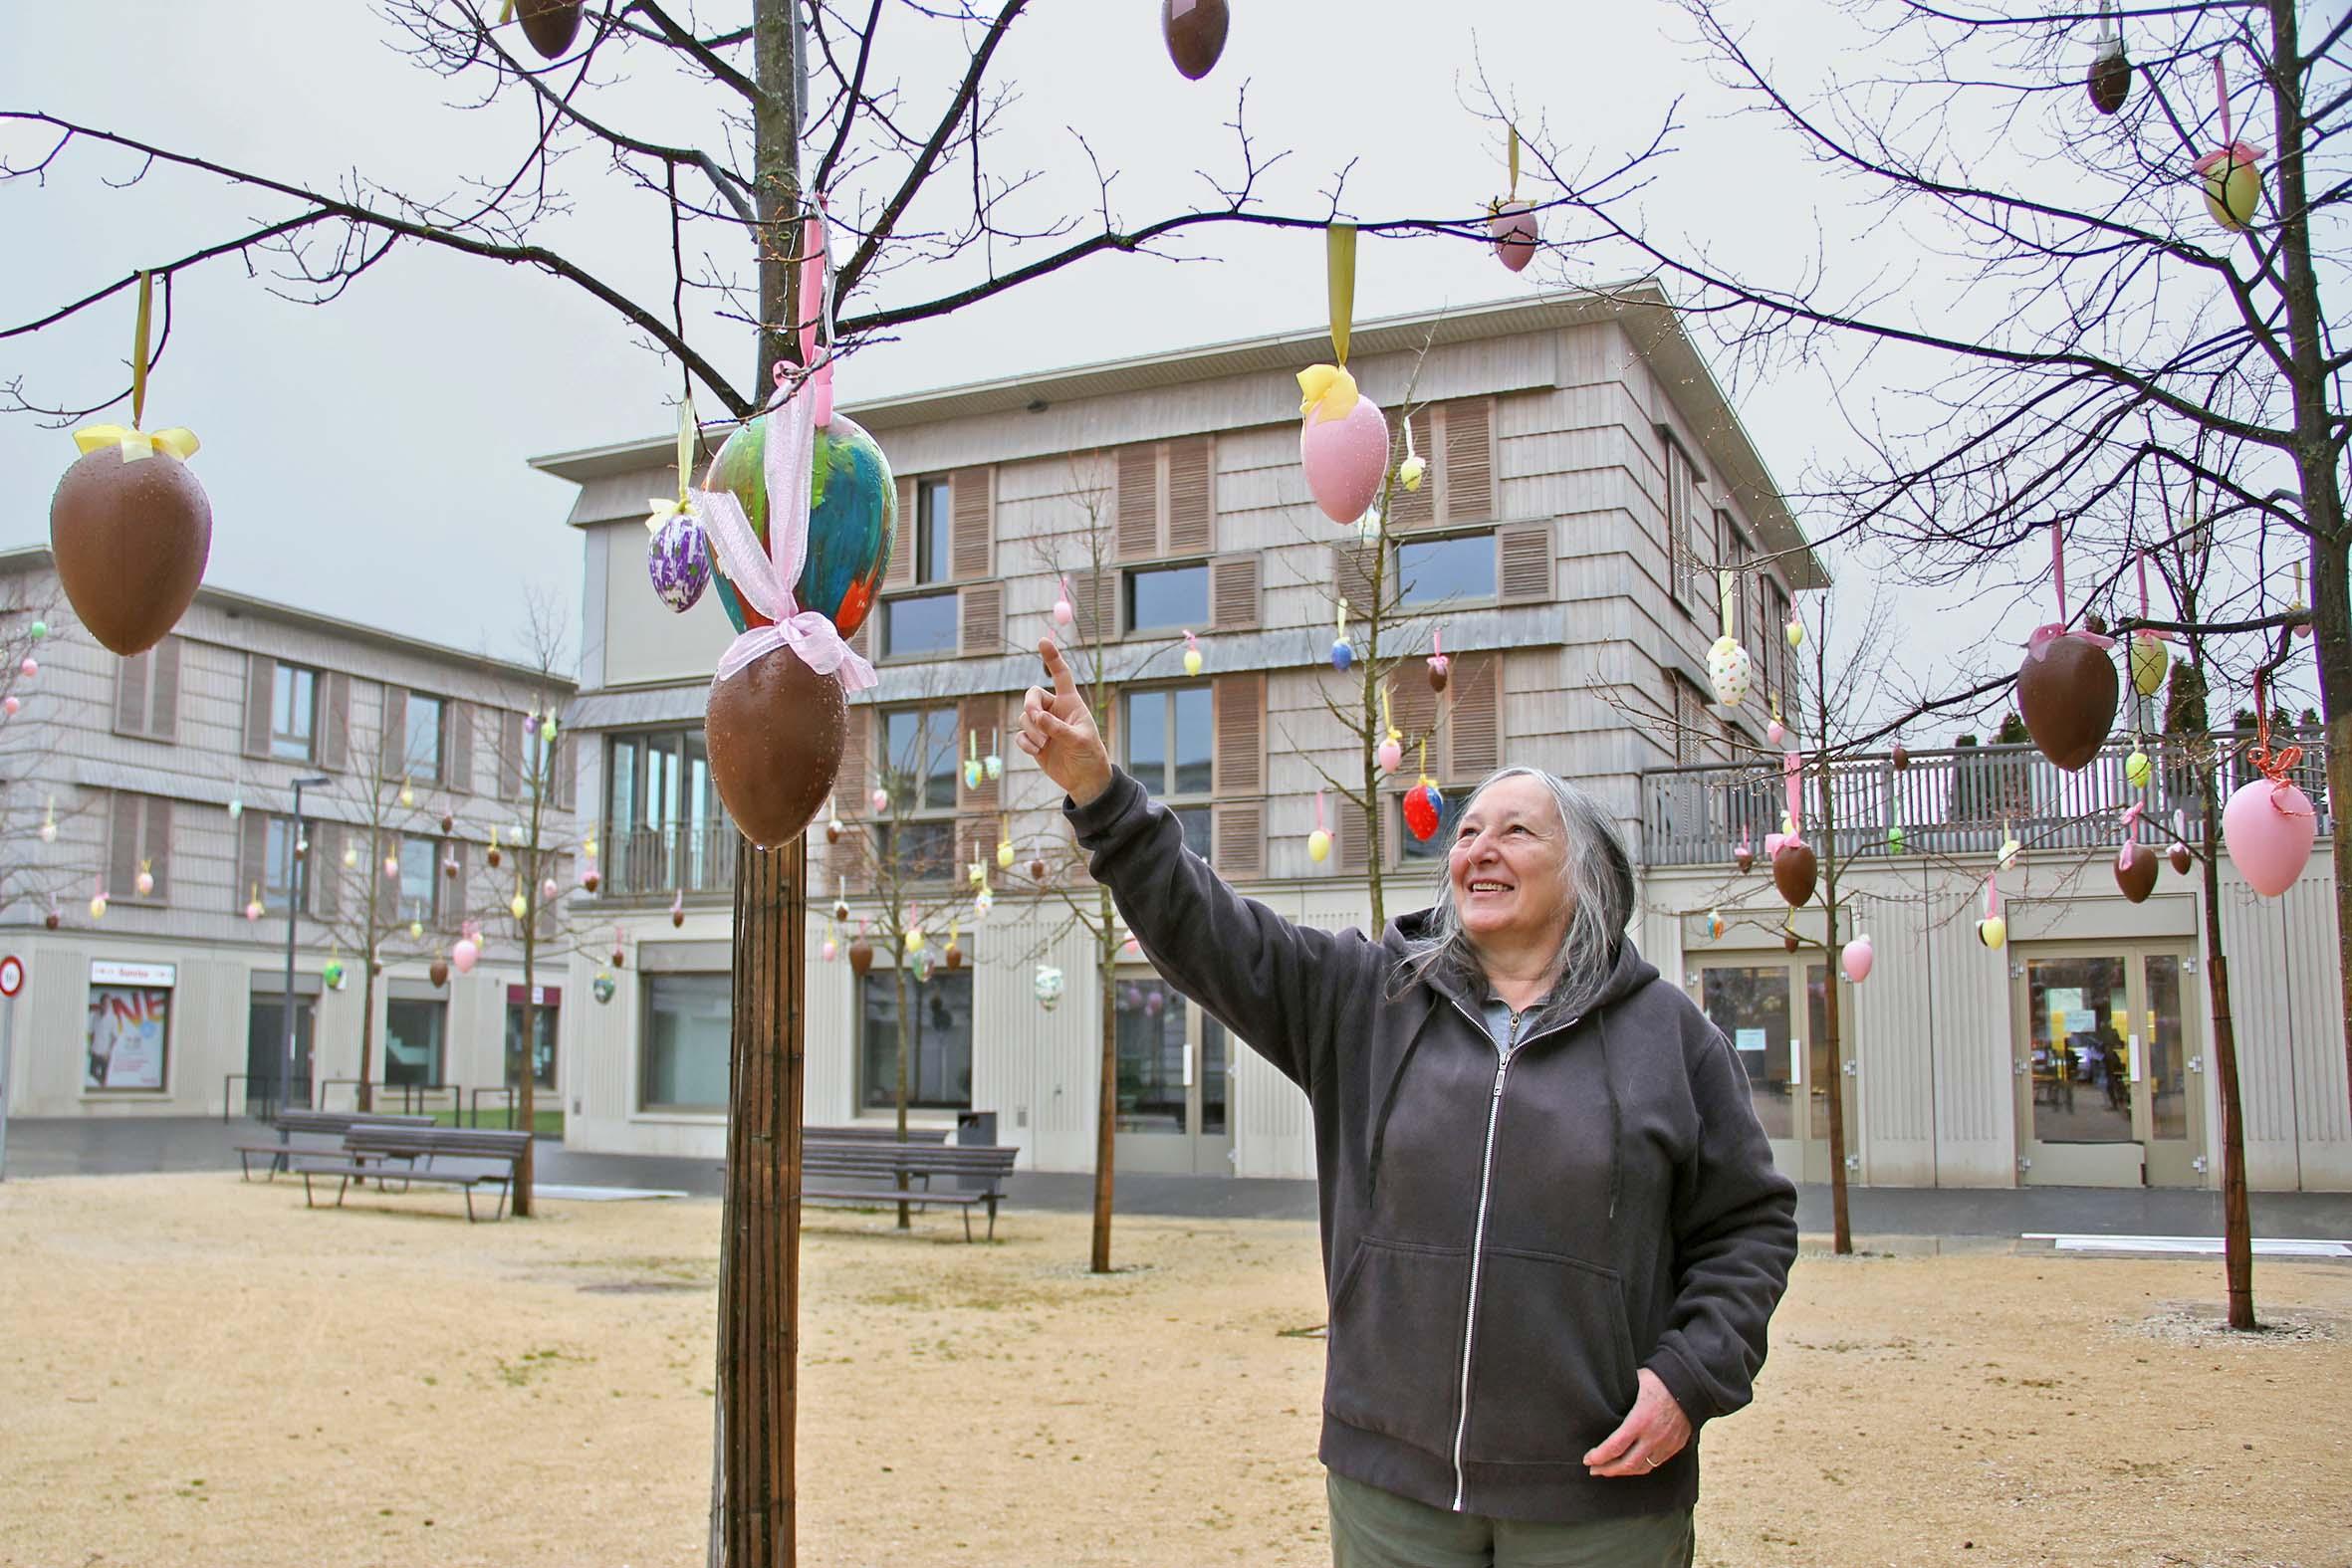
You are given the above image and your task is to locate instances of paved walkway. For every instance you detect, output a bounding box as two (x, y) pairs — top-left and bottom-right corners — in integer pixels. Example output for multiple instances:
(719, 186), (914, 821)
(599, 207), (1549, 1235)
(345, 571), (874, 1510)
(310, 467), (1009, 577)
(6, 1117), (2350, 1239)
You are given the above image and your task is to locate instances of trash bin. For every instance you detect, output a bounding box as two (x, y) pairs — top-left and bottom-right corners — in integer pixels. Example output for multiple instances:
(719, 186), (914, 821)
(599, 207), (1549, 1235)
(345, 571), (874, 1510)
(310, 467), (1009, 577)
(956, 1111), (998, 1192)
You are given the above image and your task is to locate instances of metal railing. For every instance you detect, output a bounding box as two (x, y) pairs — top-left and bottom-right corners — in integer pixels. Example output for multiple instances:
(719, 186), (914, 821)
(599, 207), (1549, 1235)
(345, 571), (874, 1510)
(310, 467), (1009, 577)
(222, 1073), (307, 1122)
(1640, 730), (2332, 868)
(320, 1078), (461, 1118)
(603, 819), (737, 898)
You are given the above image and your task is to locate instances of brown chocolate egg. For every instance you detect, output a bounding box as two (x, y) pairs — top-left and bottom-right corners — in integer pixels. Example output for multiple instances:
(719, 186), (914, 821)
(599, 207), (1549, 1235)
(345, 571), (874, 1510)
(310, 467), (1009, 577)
(944, 942), (964, 970)
(583, 870), (600, 893)
(1161, 0), (1229, 80)
(2168, 843), (2193, 876)
(1029, 858), (1047, 881)
(429, 960), (450, 988)
(2115, 843), (2159, 904)
(49, 446), (212, 657)
(440, 812), (455, 833)
(847, 936), (874, 978)
(44, 911), (59, 930)
(2087, 44), (2130, 114)
(705, 648), (848, 850)
(516, 0), (582, 58)
(1772, 841), (1818, 907)
(1782, 931), (1800, 954)
(1890, 744), (1910, 772)
(2016, 636), (2118, 773)
(1734, 846), (1754, 874)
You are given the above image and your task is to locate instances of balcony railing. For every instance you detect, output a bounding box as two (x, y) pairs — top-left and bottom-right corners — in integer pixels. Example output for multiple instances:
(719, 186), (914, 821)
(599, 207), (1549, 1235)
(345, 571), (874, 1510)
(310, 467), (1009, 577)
(1641, 730), (2332, 868)
(605, 820), (737, 897)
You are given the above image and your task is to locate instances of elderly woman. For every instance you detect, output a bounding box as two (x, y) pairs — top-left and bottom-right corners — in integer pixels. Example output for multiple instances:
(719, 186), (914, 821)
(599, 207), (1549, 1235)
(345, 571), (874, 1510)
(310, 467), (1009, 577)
(1019, 640), (1797, 1568)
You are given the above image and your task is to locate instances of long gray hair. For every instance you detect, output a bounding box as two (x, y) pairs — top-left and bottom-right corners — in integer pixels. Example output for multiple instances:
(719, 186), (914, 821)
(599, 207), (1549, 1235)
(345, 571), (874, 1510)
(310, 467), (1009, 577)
(1392, 767), (1637, 1032)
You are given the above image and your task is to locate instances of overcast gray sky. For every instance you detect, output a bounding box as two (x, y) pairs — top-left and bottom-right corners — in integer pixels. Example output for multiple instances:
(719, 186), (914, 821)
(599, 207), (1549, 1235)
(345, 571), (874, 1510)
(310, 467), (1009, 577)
(1, 1), (2310, 719)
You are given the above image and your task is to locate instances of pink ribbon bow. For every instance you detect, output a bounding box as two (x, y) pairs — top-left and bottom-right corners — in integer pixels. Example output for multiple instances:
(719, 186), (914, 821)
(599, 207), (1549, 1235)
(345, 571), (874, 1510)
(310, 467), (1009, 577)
(1764, 751), (1808, 859)
(2026, 523), (2116, 659)
(769, 203), (837, 428)
(2115, 802), (2144, 872)
(696, 363), (876, 693)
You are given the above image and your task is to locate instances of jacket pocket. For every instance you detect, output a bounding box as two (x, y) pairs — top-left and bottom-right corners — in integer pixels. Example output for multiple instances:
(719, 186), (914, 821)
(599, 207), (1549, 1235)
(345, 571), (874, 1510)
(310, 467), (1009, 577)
(1461, 1248), (1639, 1464)
(1323, 1236), (1469, 1457)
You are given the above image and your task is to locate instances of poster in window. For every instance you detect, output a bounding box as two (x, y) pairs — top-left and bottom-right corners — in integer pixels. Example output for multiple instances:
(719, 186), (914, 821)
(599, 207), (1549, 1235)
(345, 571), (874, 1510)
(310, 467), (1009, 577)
(87, 984), (171, 1090)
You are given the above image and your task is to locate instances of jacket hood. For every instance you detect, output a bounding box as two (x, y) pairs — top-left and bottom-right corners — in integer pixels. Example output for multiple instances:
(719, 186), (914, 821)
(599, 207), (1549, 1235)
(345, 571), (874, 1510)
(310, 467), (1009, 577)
(1383, 907), (1661, 1020)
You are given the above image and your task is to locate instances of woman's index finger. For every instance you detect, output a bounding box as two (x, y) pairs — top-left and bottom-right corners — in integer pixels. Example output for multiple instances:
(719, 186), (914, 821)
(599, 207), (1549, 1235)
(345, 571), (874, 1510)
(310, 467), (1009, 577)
(1039, 636), (1077, 698)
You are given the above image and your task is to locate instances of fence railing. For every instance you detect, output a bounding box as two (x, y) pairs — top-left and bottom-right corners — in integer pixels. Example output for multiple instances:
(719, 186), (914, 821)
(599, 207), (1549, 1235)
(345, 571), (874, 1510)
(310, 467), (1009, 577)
(604, 820), (737, 897)
(1640, 730), (2332, 868)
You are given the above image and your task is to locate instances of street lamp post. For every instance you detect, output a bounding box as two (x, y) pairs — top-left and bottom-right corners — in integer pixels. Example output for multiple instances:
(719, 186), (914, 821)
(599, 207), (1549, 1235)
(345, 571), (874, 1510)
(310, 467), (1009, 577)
(283, 775), (331, 1112)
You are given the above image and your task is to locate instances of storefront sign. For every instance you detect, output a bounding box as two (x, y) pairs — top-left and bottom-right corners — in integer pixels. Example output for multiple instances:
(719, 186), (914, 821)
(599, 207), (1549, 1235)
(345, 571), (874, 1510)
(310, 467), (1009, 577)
(93, 960), (176, 988)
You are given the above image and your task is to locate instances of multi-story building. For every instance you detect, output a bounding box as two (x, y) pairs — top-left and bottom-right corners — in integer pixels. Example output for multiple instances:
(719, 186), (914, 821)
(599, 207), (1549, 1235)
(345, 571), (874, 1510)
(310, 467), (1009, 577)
(539, 288), (2344, 1192)
(0, 549), (580, 1123)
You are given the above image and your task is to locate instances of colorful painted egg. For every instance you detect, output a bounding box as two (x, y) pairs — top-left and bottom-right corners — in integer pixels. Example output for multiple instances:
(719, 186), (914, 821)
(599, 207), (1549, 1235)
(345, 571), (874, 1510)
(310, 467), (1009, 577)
(705, 410), (895, 640)
(647, 512), (712, 612)
(1404, 782), (1444, 841)
(1707, 636), (1752, 707)
(591, 971), (616, 1005)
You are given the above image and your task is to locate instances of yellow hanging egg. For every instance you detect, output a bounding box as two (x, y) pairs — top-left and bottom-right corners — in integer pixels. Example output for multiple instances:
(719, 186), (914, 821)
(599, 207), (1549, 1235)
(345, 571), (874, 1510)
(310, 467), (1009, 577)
(510, 893), (529, 920)
(1977, 916), (2007, 950)
(1183, 648), (1204, 677)
(1307, 828), (1331, 863)
(1784, 619), (1804, 649)
(905, 927), (925, 953)
(2125, 749), (2152, 789)
(996, 839), (1015, 869)
(2129, 634), (2170, 698)
(2202, 152), (2262, 232)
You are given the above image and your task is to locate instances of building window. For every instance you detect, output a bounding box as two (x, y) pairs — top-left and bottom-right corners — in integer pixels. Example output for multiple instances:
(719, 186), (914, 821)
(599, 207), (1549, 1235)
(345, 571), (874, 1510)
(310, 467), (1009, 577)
(915, 477), (952, 584)
(507, 988), (561, 1093)
(384, 999), (445, 1087)
(882, 590), (959, 658)
(1395, 532), (1497, 608)
(872, 706), (958, 881)
(263, 816), (309, 916)
(398, 835), (440, 924)
(86, 977), (172, 1091)
(1665, 442), (1703, 611)
(405, 693), (446, 784)
(603, 729), (730, 895)
(1125, 562), (1209, 633)
(1123, 685), (1212, 861)
(272, 663), (320, 762)
(641, 973), (730, 1112)
(859, 969), (973, 1110)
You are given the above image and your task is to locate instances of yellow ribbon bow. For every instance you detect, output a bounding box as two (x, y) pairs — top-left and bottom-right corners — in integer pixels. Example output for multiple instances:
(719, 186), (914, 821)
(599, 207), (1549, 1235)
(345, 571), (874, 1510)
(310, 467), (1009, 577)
(1298, 363), (1359, 424)
(73, 424), (199, 464)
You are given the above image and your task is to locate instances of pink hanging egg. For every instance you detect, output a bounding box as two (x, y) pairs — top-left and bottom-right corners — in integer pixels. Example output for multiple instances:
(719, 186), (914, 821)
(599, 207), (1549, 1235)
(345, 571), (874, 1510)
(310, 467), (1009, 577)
(3, 697), (17, 717)
(1377, 738), (1403, 773)
(1488, 200), (1537, 273)
(869, 786), (890, 814)
(1765, 719), (1784, 747)
(19, 657), (35, 679)
(1300, 394), (1390, 525)
(1840, 934), (1874, 984)
(452, 937), (480, 975)
(1053, 596), (1073, 626)
(2222, 778), (2315, 897)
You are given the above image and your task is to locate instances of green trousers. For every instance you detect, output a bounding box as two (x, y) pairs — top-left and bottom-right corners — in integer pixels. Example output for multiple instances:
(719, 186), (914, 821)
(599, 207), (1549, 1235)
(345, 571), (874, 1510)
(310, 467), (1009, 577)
(1327, 1472), (1695, 1568)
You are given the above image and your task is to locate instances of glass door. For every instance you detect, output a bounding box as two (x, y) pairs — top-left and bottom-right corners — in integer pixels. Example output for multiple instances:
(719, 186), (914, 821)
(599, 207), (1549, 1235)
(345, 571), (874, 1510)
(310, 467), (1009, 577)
(1113, 978), (1234, 1176)
(2012, 947), (2204, 1187)
(244, 997), (315, 1114)
(1696, 961), (1850, 1183)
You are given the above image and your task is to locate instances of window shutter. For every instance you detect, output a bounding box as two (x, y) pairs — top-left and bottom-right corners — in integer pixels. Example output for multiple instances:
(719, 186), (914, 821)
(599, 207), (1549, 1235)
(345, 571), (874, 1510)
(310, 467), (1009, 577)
(377, 834), (400, 925)
(1210, 555), (1260, 631)
(556, 732), (579, 811)
(1116, 445), (1159, 560)
(950, 466), (993, 580)
(444, 838), (466, 929)
(380, 686), (409, 777)
(447, 702), (474, 795)
(143, 796), (172, 904)
(1165, 437), (1213, 556)
(1450, 654), (1503, 780)
(1338, 795), (1371, 873)
(1388, 665), (1439, 755)
(1497, 522), (1554, 603)
(312, 823), (340, 919)
(1212, 674), (1263, 877)
(1332, 543), (1379, 620)
(957, 697), (1002, 815)
(243, 654), (275, 758)
(959, 582), (1002, 656)
(499, 711), (525, 799)
(1441, 399), (1495, 524)
(321, 672), (351, 771)
(1070, 568), (1118, 645)
(847, 614), (872, 661)
(236, 810), (264, 915)
(109, 793), (140, 901)
(115, 653), (149, 737)
(148, 637), (180, 741)
(1387, 410), (1434, 530)
(835, 708), (872, 894)
(886, 476), (916, 587)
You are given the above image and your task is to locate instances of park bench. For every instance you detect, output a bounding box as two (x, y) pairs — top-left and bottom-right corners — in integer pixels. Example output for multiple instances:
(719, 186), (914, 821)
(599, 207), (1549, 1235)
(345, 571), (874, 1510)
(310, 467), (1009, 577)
(233, 1109), (438, 1181)
(292, 1127), (532, 1223)
(803, 1124), (952, 1143)
(799, 1139), (1018, 1241)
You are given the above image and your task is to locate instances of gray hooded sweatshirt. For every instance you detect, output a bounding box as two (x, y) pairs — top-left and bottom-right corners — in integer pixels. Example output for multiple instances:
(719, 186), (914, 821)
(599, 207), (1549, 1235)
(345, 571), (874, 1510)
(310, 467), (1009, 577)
(1068, 770), (1798, 1524)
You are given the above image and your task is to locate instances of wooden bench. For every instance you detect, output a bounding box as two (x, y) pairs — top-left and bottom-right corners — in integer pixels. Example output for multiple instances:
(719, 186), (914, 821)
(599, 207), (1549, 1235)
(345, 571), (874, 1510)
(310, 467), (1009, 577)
(233, 1110), (438, 1180)
(804, 1124), (952, 1143)
(292, 1127), (532, 1223)
(799, 1140), (1018, 1241)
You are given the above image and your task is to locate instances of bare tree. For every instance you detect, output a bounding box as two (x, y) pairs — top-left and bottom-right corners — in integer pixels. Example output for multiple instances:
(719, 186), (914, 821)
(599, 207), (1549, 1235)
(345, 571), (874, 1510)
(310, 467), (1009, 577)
(0, 587), (98, 928)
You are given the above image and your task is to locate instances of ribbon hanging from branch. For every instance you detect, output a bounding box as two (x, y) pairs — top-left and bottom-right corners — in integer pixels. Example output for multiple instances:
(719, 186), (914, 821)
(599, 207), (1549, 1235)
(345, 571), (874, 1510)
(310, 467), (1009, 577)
(2026, 523), (2114, 660)
(75, 271), (198, 464)
(1297, 226), (1362, 424)
(1765, 750), (1807, 857)
(646, 395), (700, 532)
(2116, 801), (2145, 872)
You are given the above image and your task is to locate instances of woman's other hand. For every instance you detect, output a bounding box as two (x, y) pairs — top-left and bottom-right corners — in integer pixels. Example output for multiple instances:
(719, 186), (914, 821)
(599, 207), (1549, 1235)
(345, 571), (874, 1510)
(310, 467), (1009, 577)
(1017, 636), (1114, 807)
(1582, 1369), (1692, 1477)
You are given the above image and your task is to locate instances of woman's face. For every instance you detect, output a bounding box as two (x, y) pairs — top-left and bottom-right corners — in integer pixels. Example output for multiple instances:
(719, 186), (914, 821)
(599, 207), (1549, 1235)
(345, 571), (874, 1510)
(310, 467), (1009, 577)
(1449, 774), (1573, 947)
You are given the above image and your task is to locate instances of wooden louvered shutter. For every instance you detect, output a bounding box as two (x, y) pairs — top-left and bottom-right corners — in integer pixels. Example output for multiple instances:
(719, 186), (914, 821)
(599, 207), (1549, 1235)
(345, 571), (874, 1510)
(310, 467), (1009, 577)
(237, 810), (266, 912)
(1333, 542), (1379, 619)
(556, 732), (579, 810)
(951, 467), (993, 579)
(1389, 665), (1439, 753)
(1497, 522), (1554, 603)
(887, 476), (917, 586)
(444, 838), (466, 929)
(957, 696), (1001, 814)
(244, 654), (275, 758)
(116, 653), (149, 737)
(1165, 438), (1213, 556)
(148, 636), (180, 741)
(1387, 409), (1434, 530)
(1450, 655), (1503, 780)
(380, 687), (409, 777)
(447, 702), (474, 795)
(143, 797), (172, 903)
(846, 613), (872, 661)
(1442, 399), (1495, 524)
(1212, 673), (1264, 878)
(834, 707), (871, 893)
(1210, 555), (1260, 631)
(499, 711), (525, 799)
(377, 833), (400, 924)
(321, 672), (351, 771)
(960, 582), (1002, 655)
(313, 823), (340, 919)
(1071, 568), (1118, 645)
(1116, 445), (1159, 560)
(109, 793), (140, 901)
(1338, 795), (1371, 873)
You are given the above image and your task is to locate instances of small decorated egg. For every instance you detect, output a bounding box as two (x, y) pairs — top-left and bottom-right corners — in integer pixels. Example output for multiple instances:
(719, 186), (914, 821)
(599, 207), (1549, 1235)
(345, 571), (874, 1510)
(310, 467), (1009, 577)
(1034, 963), (1065, 1011)
(1307, 827), (1331, 863)
(1377, 738), (1403, 774)
(592, 971), (616, 1005)
(1404, 782), (1444, 842)
(2125, 749), (2152, 789)
(647, 512), (713, 613)
(1706, 636), (1751, 707)
(453, 937), (480, 974)
(1331, 637), (1353, 672)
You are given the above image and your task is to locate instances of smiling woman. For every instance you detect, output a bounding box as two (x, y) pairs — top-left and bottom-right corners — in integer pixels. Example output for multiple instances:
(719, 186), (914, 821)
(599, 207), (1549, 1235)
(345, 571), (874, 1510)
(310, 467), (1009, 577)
(1017, 637), (1797, 1567)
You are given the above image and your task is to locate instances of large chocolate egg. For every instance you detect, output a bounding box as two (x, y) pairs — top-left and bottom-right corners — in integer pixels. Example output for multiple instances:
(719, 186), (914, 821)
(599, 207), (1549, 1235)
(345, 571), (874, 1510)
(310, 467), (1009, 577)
(2168, 842), (2192, 876)
(2087, 42), (2130, 114)
(2016, 636), (2118, 772)
(1772, 841), (1817, 906)
(429, 960), (450, 988)
(706, 411), (895, 641)
(516, 0), (582, 58)
(1161, 0), (1229, 80)
(2114, 843), (2158, 904)
(49, 446), (212, 656)
(706, 647), (847, 849)
(847, 936), (874, 978)
(648, 513), (712, 612)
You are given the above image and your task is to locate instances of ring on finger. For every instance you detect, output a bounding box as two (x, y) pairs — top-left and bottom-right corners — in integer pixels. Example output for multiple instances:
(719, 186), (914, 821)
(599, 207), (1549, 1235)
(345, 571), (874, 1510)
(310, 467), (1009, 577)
(1643, 1455), (1660, 1469)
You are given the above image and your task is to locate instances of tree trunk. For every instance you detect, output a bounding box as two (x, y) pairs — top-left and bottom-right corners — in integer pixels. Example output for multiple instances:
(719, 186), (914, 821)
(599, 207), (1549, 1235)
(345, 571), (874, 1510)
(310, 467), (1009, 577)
(1090, 889), (1118, 1274)
(712, 4), (805, 1557)
(2199, 765), (2257, 1331)
(1814, 764), (1851, 1255)
(515, 913), (537, 1218)
(891, 955), (911, 1229)
(2310, 532), (2351, 1130)
(357, 951), (377, 1115)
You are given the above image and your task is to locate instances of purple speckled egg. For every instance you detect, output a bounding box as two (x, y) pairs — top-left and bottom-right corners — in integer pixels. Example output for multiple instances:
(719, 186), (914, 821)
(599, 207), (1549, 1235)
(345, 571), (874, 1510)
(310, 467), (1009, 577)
(648, 513), (712, 612)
